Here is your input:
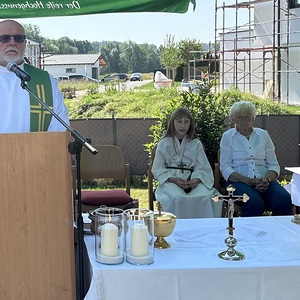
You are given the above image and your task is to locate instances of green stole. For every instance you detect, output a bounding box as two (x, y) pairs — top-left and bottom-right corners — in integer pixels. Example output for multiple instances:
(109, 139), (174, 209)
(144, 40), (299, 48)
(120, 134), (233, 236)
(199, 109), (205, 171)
(24, 64), (53, 132)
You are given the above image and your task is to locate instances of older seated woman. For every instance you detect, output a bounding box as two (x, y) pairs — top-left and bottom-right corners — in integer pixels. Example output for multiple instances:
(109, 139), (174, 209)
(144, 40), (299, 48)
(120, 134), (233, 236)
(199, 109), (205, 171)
(219, 101), (293, 217)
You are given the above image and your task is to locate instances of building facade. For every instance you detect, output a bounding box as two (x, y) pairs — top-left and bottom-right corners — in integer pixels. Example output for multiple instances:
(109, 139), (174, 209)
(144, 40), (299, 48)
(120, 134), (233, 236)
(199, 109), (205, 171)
(216, 0), (300, 105)
(43, 54), (106, 80)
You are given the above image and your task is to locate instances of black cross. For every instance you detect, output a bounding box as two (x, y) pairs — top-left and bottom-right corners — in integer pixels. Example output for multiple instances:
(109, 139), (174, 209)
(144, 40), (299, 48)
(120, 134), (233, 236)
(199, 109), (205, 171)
(178, 161), (186, 173)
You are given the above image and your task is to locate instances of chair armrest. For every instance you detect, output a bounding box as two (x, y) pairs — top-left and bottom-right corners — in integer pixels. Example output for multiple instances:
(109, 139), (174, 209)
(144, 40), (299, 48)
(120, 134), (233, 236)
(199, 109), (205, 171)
(125, 163), (131, 195)
(148, 162), (156, 211)
(213, 162), (222, 191)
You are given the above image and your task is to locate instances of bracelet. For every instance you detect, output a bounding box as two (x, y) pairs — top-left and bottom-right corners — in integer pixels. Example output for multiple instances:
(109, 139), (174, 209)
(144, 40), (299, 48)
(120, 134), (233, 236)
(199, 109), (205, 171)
(265, 177), (271, 183)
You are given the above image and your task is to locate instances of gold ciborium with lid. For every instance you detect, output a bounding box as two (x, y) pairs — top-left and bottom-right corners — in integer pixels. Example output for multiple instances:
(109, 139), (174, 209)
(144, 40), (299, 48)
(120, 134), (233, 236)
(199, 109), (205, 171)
(153, 202), (176, 249)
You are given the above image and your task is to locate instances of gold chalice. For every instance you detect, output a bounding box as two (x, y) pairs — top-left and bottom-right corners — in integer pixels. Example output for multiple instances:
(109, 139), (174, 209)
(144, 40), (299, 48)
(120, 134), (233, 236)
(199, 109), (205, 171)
(153, 202), (176, 249)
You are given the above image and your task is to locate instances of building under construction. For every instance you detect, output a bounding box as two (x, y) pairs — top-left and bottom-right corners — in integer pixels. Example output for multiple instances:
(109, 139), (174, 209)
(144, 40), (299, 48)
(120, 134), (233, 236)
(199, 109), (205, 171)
(215, 0), (300, 105)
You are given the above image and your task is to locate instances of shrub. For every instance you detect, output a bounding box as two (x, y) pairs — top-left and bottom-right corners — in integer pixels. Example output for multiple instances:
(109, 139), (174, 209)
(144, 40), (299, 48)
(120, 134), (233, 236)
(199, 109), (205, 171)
(145, 82), (228, 166)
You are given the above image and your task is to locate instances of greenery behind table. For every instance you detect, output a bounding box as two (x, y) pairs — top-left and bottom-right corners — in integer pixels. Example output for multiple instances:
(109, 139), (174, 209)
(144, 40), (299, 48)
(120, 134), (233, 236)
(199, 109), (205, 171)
(143, 83), (291, 166)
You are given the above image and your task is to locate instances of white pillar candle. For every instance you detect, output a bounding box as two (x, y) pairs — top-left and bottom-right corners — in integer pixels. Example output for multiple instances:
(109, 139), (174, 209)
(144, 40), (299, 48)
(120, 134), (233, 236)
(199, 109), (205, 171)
(131, 223), (148, 257)
(101, 223), (118, 257)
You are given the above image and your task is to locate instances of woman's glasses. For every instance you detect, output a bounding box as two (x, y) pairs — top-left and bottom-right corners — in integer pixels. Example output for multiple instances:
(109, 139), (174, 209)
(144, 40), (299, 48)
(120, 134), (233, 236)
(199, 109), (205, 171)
(0, 35), (26, 43)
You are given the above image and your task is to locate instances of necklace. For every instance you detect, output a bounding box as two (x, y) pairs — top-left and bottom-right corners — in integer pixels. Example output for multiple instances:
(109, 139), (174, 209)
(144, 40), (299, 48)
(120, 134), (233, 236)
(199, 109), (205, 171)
(174, 138), (187, 173)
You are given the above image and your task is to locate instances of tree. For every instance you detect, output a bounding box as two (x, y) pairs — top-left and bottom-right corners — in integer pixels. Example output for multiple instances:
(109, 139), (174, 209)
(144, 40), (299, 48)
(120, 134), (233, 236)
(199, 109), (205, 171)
(100, 42), (122, 74)
(74, 40), (95, 54)
(177, 39), (205, 67)
(159, 34), (180, 79)
(23, 23), (204, 76)
(159, 36), (205, 80)
(41, 39), (60, 54)
(121, 40), (144, 73)
(139, 43), (161, 72)
(22, 23), (44, 43)
(56, 37), (78, 54)
(100, 41), (160, 74)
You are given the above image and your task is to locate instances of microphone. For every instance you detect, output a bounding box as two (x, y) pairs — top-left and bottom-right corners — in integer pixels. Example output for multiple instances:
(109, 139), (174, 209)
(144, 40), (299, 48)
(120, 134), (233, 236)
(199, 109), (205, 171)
(7, 62), (31, 82)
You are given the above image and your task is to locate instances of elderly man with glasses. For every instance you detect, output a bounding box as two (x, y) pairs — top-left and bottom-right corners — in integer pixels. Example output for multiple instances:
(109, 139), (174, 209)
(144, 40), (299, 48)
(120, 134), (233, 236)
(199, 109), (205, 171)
(0, 19), (69, 133)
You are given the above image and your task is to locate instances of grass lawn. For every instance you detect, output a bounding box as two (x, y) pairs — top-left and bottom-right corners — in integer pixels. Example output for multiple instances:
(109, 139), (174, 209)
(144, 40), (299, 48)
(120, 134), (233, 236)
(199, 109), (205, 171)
(131, 188), (150, 209)
(285, 105), (300, 114)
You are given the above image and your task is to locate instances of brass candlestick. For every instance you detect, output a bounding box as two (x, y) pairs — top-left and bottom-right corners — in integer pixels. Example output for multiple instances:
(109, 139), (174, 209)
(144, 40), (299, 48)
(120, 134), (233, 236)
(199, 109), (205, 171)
(153, 202), (176, 249)
(212, 185), (249, 261)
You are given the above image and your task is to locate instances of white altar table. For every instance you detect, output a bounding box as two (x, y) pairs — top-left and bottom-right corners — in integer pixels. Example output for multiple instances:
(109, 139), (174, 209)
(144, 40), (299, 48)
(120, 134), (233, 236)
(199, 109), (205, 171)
(285, 167), (300, 207)
(84, 216), (300, 300)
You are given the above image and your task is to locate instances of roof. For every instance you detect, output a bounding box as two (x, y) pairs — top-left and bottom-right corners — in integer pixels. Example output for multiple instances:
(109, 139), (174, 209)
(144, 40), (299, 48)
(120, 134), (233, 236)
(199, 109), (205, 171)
(44, 54), (106, 66)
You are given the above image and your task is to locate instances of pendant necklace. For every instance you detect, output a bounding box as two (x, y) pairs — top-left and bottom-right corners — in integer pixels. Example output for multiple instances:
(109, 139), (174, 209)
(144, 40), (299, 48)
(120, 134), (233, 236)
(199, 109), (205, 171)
(174, 138), (187, 173)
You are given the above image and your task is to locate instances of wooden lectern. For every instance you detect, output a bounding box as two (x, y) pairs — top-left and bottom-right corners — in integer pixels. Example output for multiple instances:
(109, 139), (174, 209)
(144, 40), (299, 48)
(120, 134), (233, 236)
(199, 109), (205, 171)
(0, 131), (76, 299)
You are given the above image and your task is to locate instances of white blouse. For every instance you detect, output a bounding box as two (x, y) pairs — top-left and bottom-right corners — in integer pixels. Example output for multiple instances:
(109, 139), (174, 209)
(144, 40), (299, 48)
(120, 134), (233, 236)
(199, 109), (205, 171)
(220, 127), (280, 181)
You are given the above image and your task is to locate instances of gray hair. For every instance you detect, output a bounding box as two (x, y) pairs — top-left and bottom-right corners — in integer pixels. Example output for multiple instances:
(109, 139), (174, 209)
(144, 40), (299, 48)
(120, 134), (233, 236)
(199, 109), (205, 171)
(229, 101), (256, 121)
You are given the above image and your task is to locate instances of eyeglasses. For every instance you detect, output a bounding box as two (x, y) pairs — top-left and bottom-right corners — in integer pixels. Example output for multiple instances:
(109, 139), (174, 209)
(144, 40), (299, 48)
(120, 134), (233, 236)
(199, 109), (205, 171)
(0, 34), (26, 43)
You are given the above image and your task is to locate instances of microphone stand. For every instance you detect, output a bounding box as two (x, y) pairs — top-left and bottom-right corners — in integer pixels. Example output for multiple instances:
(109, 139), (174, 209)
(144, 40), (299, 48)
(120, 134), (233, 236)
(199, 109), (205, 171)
(20, 80), (97, 300)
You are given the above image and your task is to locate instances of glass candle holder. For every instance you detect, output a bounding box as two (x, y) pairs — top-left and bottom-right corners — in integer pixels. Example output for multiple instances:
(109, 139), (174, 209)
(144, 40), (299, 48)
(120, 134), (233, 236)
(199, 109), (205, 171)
(124, 208), (154, 265)
(94, 207), (124, 264)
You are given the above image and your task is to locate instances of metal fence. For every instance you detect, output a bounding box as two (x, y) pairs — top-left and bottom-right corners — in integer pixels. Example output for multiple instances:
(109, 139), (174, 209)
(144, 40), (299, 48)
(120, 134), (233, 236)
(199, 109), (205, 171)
(70, 115), (300, 177)
(70, 118), (157, 175)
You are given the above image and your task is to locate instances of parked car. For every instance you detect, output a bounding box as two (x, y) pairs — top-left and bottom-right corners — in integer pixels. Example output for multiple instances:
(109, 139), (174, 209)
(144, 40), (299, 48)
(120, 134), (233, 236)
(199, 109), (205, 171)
(101, 73), (129, 82)
(54, 75), (70, 81)
(130, 73), (143, 81)
(55, 74), (98, 83)
(68, 74), (99, 83)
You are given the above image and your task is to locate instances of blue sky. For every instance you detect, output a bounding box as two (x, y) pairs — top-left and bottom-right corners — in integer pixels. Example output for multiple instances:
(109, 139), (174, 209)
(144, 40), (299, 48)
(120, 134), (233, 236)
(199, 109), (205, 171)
(17, 2), (217, 46)
(10, 1), (245, 46)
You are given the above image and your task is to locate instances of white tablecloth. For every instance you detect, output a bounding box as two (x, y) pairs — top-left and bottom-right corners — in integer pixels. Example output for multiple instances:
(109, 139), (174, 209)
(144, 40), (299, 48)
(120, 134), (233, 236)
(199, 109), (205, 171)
(84, 216), (300, 300)
(285, 167), (300, 206)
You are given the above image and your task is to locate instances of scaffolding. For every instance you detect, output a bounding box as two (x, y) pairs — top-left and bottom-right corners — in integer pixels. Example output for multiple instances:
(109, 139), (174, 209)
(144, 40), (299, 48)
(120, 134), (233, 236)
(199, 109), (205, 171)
(187, 44), (216, 82)
(214, 0), (300, 104)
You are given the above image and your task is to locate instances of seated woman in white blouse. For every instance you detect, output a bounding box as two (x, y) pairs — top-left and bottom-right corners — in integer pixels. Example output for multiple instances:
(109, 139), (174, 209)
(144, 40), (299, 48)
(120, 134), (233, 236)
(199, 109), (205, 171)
(220, 101), (292, 217)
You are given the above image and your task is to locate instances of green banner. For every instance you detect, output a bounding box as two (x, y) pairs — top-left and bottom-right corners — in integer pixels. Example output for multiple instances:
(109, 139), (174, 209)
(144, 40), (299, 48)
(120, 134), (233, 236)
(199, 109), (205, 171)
(0, 0), (195, 18)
